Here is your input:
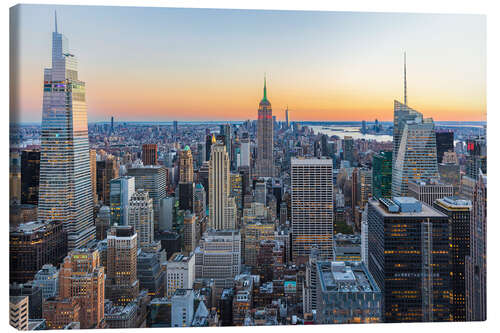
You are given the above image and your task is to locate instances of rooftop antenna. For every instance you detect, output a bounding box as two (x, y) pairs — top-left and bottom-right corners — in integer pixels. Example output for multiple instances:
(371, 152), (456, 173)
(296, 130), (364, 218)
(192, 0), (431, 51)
(54, 10), (58, 33)
(404, 52), (407, 105)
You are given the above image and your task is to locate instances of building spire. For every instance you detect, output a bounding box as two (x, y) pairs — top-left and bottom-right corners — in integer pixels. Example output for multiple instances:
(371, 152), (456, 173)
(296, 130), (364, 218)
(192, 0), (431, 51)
(263, 74), (267, 101)
(55, 10), (58, 33)
(404, 52), (407, 105)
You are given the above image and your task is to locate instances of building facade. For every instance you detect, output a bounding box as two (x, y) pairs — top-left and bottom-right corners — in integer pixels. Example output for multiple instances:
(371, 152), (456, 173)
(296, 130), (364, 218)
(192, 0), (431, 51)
(37, 19), (95, 250)
(291, 158), (334, 261)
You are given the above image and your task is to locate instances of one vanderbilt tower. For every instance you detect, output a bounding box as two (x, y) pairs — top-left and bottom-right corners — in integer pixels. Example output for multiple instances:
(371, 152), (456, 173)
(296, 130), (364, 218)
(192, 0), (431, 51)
(38, 13), (96, 250)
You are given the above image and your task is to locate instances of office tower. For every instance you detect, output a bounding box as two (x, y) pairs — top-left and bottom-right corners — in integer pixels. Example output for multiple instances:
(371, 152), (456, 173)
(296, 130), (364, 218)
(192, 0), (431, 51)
(465, 137), (487, 180)
(165, 252), (195, 298)
(20, 150), (40, 205)
(466, 171), (486, 321)
(256, 77), (274, 178)
(159, 197), (175, 232)
(208, 138), (233, 230)
(361, 206), (368, 263)
(106, 225), (139, 305)
(320, 135), (329, 157)
(110, 116), (114, 134)
(285, 106), (289, 129)
(128, 165), (167, 229)
(460, 175), (476, 200)
(183, 213), (197, 253)
(255, 180), (267, 205)
(350, 168), (359, 219)
(392, 118), (439, 197)
(10, 151), (21, 205)
(194, 230), (241, 289)
(435, 131), (454, 163)
(303, 246), (321, 314)
(179, 182), (195, 212)
(37, 17), (95, 250)
(243, 221), (275, 266)
(142, 143), (158, 166)
(58, 247), (105, 329)
(434, 197), (472, 321)
(33, 264), (59, 299)
(361, 120), (367, 134)
(230, 173), (243, 216)
(291, 158), (334, 261)
(367, 197), (450, 322)
(110, 176), (136, 226)
(372, 151), (392, 199)
(342, 136), (354, 165)
(137, 250), (165, 298)
(280, 202), (288, 224)
(128, 190), (154, 247)
(172, 289), (195, 327)
(179, 146), (194, 183)
(205, 135), (213, 162)
(173, 120), (178, 134)
(9, 296), (29, 330)
(193, 184), (206, 220)
(89, 149), (97, 205)
(10, 282), (43, 319)
(95, 206), (111, 240)
(10, 221), (67, 283)
(96, 156), (119, 205)
(316, 261), (382, 324)
(408, 179), (454, 206)
(358, 168), (372, 209)
(239, 137), (250, 168)
(220, 124), (232, 169)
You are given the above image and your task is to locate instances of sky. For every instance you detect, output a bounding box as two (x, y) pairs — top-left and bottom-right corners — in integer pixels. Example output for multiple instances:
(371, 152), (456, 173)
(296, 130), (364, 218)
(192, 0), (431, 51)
(10, 4), (486, 123)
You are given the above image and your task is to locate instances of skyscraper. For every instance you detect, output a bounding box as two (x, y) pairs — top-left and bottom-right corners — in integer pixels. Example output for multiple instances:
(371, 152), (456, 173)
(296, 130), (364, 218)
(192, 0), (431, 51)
(392, 118), (439, 197)
(128, 190), (155, 248)
(37, 14), (95, 250)
(434, 197), (472, 321)
(20, 149), (40, 205)
(109, 176), (136, 226)
(96, 156), (119, 205)
(435, 131), (454, 164)
(179, 146), (194, 183)
(256, 77), (274, 178)
(127, 165), (167, 230)
(367, 197), (450, 322)
(142, 143), (158, 166)
(285, 106), (289, 129)
(57, 247), (105, 329)
(372, 151), (392, 199)
(466, 171), (487, 321)
(89, 149), (97, 205)
(106, 225), (139, 306)
(208, 137), (233, 230)
(291, 158), (334, 261)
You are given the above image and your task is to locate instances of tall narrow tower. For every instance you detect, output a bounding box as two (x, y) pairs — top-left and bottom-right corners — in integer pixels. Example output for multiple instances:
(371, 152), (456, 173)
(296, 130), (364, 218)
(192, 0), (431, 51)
(208, 138), (233, 230)
(38, 12), (95, 250)
(256, 76), (274, 178)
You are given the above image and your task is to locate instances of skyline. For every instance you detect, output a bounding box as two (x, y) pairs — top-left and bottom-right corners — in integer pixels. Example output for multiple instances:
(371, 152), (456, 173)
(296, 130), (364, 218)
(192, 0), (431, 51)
(11, 5), (486, 123)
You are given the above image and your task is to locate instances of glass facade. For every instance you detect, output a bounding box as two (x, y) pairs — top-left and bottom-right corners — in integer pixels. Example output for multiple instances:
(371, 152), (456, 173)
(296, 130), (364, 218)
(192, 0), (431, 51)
(38, 26), (95, 250)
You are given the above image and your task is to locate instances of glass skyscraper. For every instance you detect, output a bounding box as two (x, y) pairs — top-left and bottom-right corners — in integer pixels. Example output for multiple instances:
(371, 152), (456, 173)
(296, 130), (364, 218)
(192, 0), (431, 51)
(37, 14), (95, 250)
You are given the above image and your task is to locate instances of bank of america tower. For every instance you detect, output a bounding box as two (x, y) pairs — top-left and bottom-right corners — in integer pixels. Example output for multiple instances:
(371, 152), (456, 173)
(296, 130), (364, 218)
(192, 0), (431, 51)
(38, 13), (95, 250)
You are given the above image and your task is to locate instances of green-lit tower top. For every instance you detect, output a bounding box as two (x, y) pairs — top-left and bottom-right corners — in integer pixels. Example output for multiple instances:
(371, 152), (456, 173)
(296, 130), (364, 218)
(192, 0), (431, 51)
(260, 75), (270, 105)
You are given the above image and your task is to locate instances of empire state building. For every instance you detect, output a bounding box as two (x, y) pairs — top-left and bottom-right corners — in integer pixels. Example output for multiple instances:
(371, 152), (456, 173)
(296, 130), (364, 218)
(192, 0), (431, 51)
(256, 77), (274, 178)
(37, 13), (96, 250)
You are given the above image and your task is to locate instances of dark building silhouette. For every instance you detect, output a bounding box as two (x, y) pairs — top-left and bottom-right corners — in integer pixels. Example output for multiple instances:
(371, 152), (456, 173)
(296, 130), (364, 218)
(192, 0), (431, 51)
(21, 150), (40, 205)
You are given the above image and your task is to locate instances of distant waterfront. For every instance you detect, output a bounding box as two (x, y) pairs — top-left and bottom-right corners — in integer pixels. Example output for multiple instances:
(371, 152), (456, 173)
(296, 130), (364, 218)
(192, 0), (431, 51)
(310, 125), (393, 142)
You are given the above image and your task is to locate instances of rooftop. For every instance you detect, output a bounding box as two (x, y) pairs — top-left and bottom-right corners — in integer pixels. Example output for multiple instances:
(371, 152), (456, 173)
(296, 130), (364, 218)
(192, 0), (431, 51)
(291, 157), (333, 166)
(317, 261), (380, 294)
(370, 198), (446, 218)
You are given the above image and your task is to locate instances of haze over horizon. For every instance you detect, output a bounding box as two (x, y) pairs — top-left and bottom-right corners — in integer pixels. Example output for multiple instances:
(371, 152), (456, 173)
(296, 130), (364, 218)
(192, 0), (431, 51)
(11, 5), (486, 123)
